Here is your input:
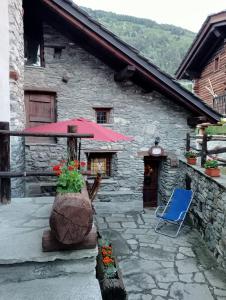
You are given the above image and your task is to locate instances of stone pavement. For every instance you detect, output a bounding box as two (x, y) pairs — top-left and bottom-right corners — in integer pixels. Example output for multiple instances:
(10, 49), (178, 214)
(95, 209), (226, 300)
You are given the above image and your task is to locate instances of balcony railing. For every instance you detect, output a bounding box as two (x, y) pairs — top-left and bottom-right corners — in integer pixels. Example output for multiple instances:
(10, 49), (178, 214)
(213, 94), (226, 115)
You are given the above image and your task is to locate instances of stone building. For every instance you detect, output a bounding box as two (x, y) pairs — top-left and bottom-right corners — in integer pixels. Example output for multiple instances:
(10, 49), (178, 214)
(7, 0), (222, 212)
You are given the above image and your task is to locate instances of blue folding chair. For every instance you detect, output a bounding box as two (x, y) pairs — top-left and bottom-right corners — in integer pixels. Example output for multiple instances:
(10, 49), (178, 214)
(154, 188), (193, 237)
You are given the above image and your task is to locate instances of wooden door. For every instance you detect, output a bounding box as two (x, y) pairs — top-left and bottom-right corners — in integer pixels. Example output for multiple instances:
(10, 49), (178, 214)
(143, 158), (159, 207)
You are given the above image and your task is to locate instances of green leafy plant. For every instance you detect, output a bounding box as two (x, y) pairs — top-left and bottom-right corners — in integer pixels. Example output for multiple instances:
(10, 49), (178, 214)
(52, 160), (86, 193)
(184, 151), (197, 158)
(204, 159), (218, 169)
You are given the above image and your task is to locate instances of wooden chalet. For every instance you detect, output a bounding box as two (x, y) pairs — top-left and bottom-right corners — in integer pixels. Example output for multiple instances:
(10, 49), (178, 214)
(176, 11), (226, 115)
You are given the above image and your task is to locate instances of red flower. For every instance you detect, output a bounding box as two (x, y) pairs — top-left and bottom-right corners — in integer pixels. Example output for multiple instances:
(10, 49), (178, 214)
(53, 165), (61, 172)
(102, 250), (112, 256)
(103, 256), (114, 265)
(68, 165), (74, 171)
(80, 161), (86, 167)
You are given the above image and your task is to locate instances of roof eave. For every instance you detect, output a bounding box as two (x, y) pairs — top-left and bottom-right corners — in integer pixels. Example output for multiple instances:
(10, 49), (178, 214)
(42, 0), (222, 122)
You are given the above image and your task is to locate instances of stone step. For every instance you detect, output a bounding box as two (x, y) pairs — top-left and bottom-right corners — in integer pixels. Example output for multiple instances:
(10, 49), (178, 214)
(0, 273), (102, 300)
(96, 190), (135, 203)
(0, 258), (96, 284)
(87, 178), (119, 192)
(94, 200), (143, 214)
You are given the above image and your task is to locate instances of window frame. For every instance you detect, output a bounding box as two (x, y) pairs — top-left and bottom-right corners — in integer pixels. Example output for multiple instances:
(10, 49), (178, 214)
(86, 152), (115, 177)
(93, 107), (113, 124)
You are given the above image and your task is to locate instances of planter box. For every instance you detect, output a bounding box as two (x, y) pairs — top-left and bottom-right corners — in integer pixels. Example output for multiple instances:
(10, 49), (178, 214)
(205, 168), (220, 177)
(96, 244), (127, 300)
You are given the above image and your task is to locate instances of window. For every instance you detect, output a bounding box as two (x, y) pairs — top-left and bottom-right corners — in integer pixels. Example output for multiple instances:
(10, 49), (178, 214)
(214, 56), (220, 72)
(87, 153), (113, 176)
(24, 1), (44, 67)
(25, 92), (56, 143)
(93, 108), (112, 124)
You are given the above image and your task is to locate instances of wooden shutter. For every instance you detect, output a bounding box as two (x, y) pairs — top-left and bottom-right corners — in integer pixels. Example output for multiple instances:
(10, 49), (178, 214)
(25, 92), (56, 143)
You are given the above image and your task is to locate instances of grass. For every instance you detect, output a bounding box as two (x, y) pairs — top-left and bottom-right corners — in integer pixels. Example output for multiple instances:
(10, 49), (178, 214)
(205, 125), (226, 135)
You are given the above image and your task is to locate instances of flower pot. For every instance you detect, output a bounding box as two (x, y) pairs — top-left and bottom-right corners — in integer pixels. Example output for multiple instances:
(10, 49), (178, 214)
(187, 157), (197, 165)
(205, 168), (220, 177)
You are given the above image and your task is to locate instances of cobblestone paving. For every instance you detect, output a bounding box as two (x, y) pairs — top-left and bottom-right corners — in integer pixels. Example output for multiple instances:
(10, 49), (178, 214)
(95, 209), (226, 300)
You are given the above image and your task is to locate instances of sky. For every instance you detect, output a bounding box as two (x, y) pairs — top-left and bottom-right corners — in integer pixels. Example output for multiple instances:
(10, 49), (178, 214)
(73, 0), (226, 32)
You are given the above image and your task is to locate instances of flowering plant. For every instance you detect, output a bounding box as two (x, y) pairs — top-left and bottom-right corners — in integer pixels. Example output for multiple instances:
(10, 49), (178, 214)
(99, 239), (117, 278)
(52, 160), (86, 193)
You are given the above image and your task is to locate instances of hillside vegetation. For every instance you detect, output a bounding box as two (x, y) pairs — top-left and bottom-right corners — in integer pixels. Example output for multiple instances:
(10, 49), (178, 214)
(82, 7), (195, 75)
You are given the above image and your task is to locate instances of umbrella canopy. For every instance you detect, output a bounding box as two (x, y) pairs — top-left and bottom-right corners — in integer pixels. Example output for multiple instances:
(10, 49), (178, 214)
(24, 118), (133, 142)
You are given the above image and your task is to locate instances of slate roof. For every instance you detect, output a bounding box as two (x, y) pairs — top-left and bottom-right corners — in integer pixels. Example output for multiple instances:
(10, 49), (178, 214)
(42, 0), (222, 122)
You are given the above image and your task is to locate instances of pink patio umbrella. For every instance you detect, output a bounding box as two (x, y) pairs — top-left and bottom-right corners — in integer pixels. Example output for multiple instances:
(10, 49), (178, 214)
(24, 117), (133, 142)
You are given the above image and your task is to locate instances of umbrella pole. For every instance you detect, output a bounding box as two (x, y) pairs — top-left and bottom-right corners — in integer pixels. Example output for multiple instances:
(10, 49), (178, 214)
(67, 125), (78, 162)
(78, 138), (81, 169)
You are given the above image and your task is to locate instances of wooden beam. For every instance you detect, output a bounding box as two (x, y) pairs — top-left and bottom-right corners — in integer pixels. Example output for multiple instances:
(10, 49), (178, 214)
(187, 116), (207, 126)
(201, 133), (208, 167)
(186, 133), (190, 151)
(0, 122), (11, 204)
(114, 65), (136, 82)
(0, 170), (91, 178)
(207, 147), (226, 155)
(0, 130), (93, 138)
(213, 29), (222, 38)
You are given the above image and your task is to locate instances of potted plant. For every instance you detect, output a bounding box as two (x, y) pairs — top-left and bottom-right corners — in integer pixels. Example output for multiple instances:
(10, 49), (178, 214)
(204, 159), (220, 177)
(185, 151), (197, 165)
(53, 160), (86, 193)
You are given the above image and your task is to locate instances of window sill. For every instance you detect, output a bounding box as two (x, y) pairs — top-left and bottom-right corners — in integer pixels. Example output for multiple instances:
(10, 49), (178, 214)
(97, 123), (114, 127)
(25, 143), (57, 147)
(25, 65), (45, 70)
(87, 175), (111, 179)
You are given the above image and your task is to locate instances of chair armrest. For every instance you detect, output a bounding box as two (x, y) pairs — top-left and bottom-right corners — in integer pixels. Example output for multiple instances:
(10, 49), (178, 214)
(176, 210), (187, 221)
(155, 205), (165, 217)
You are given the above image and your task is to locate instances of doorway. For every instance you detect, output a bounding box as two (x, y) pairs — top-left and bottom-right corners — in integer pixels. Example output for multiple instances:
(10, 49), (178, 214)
(143, 157), (160, 207)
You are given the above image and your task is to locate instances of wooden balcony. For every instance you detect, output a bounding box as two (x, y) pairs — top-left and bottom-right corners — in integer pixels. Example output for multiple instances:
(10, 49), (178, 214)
(213, 94), (226, 115)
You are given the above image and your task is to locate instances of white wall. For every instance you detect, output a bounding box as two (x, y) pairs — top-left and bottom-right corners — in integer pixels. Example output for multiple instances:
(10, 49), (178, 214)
(0, 0), (10, 122)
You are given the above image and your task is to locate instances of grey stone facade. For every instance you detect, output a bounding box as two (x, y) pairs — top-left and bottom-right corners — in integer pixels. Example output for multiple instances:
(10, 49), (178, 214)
(24, 23), (193, 211)
(9, 0), (25, 197)
(178, 160), (226, 269)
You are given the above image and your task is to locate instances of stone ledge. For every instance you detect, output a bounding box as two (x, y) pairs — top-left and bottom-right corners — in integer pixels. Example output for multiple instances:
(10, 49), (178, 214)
(180, 158), (226, 190)
(97, 190), (134, 196)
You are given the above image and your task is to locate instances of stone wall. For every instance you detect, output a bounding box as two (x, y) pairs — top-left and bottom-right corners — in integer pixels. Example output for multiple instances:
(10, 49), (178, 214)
(9, 0), (25, 196)
(0, 0), (10, 122)
(24, 23), (193, 212)
(178, 160), (226, 269)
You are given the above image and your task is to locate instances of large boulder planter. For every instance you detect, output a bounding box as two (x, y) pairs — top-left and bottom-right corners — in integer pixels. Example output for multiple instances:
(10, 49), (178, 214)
(42, 187), (96, 251)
